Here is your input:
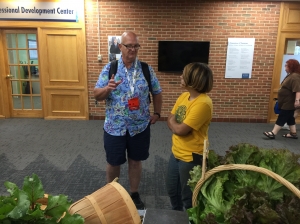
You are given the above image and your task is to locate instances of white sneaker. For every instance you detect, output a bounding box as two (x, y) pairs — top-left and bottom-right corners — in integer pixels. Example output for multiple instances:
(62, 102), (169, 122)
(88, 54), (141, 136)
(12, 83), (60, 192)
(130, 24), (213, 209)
(282, 123), (290, 130)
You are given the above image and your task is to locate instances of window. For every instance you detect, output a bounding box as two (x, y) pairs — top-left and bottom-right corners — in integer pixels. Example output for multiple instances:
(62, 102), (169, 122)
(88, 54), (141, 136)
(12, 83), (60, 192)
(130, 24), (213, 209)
(28, 39), (38, 60)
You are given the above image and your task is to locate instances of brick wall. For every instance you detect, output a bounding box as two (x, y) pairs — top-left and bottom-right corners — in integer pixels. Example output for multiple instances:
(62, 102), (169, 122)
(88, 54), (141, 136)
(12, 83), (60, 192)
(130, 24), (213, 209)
(85, 0), (280, 122)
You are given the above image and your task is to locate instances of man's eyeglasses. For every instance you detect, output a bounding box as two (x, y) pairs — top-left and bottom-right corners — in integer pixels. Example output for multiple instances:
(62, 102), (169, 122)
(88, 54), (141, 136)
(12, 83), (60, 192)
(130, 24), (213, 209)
(121, 43), (140, 50)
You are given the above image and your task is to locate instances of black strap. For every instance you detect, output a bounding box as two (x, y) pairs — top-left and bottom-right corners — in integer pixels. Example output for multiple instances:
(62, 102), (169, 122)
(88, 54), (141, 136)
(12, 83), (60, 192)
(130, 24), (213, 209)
(109, 60), (152, 102)
(109, 60), (118, 80)
(140, 61), (152, 94)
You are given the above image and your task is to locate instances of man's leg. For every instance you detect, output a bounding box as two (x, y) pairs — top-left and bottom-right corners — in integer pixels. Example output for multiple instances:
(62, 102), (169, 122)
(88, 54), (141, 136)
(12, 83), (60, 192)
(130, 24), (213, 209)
(126, 124), (150, 209)
(106, 164), (121, 183)
(128, 158), (144, 209)
(127, 124), (150, 192)
(128, 158), (142, 193)
(103, 131), (126, 183)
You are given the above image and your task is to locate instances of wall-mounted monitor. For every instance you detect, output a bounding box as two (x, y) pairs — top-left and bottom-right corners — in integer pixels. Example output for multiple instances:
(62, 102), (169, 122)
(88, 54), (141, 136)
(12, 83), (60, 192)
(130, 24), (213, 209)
(158, 41), (210, 73)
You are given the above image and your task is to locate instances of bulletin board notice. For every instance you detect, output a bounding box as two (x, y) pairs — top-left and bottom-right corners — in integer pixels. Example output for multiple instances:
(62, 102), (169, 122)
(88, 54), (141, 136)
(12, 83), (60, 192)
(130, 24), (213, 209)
(225, 38), (255, 79)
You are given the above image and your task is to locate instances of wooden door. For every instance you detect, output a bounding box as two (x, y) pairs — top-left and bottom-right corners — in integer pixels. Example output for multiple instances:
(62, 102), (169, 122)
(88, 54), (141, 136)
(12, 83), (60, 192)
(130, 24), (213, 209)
(0, 29), (42, 118)
(0, 32), (5, 118)
(268, 3), (300, 123)
(38, 28), (88, 120)
(268, 34), (300, 123)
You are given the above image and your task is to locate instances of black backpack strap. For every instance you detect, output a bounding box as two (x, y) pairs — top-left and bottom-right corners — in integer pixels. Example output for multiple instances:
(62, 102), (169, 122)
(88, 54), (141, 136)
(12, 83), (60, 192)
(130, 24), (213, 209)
(109, 60), (152, 103)
(140, 61), (152, 94)
(140, 61), (152, 103)
(96, 61), (118, 105)
(109, 60), (118, 79)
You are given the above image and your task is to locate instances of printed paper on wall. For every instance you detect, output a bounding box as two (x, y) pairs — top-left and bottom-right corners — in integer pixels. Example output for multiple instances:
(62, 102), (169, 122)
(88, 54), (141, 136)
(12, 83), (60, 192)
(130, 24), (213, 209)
(225, 38), (255, 79)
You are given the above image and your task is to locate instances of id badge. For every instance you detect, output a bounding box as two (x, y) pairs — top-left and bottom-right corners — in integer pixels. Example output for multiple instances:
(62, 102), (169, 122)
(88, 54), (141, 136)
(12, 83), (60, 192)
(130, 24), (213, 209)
(128, 97), (140, 110)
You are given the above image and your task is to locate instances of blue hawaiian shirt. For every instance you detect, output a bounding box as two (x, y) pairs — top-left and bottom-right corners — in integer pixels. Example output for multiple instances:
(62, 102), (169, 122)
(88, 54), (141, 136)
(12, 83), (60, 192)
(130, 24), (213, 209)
(95, 57), (162, 136)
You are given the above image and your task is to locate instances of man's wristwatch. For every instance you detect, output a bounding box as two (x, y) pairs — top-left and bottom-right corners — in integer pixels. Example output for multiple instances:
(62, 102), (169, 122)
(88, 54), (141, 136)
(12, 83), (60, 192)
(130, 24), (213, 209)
(153, 112), (161, 118)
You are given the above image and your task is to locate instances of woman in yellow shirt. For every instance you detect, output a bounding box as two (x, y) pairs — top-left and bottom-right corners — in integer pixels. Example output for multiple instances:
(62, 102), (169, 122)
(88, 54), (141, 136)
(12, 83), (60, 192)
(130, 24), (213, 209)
(166, 62), (213, 211)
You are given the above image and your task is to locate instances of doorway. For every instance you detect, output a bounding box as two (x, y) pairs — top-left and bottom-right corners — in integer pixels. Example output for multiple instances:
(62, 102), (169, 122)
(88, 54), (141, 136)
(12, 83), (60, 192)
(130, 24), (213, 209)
(268, 34), (300, 123)
(1, 29), (42, 118)
(268, 2), (300, 123)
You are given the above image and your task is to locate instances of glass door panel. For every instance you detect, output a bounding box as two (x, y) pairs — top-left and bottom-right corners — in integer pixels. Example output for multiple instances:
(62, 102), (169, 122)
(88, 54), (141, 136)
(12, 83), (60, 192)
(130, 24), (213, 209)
(4, 30), (42, 117)
(9, 66), (19, 79)
(279, 39), (300, 83)
(33, 96), (42, 109)
(19, 50), (28, 64)
(23, 96), (32, 109)
(17, 34), (27, 48)
(13, 97), (22, 109)
(7, 50), (18, 64)
(6, 33), (16, 48)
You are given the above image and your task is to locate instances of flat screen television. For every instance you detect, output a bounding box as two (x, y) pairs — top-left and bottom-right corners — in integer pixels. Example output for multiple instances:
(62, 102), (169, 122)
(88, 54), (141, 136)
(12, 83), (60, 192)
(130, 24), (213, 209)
(158, 41), (210, 73)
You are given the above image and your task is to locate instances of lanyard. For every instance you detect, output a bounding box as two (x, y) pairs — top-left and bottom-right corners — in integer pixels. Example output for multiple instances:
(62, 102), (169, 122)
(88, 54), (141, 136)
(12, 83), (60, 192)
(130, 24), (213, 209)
(124, 59), (138, 96)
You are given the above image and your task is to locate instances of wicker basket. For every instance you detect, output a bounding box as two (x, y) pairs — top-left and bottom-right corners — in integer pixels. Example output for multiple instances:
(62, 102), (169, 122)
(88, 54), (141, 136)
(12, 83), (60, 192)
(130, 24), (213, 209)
(69, 179), (141, 224)
(192, 140), (300, 207)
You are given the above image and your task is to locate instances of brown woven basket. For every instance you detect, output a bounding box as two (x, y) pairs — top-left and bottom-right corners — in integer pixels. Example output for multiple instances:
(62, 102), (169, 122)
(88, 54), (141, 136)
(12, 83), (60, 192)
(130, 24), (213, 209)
(192, 140), (300, 207)
(69, 178), (141, 224)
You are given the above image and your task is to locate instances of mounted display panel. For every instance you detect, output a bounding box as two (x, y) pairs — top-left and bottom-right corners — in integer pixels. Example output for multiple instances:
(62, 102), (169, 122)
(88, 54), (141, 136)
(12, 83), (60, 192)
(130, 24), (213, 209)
(158, 41), (210, 73)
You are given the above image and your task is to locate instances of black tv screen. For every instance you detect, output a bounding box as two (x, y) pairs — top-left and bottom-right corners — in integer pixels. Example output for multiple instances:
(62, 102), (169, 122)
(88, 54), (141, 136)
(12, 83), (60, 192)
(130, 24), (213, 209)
(158, 41), (210, 73)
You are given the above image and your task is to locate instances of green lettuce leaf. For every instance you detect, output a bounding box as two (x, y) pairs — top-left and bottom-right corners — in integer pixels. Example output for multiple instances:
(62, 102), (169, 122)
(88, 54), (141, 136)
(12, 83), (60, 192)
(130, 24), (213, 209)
(187, 144), (300, 223)
(6, 189), (30, 219)
(0, 197), (15, 220)
(61, 213), (85, 224)
(200, 172), (234, 222)
(257, 149), (300, 200)
(188, 165), (203, 192)
(45, 194), (71, 220)
(22, 173), (45, 206)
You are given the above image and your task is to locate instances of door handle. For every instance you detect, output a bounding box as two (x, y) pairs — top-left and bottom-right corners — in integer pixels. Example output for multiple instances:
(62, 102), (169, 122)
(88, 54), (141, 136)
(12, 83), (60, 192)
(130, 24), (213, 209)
(6, 74), (13, 78)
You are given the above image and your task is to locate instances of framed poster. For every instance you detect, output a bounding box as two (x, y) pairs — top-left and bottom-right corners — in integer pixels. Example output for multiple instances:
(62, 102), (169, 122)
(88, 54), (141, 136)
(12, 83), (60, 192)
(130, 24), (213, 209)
(108, 36), (121, 62)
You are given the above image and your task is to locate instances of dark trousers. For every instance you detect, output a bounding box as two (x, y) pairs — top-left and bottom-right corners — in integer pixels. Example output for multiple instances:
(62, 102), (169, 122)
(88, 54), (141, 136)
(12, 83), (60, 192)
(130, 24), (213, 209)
(166, 153), (201, 210)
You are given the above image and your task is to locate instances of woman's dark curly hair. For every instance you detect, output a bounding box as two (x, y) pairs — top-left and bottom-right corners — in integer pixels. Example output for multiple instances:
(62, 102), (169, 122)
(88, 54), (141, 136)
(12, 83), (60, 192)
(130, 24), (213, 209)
(286, 59), (300, 73)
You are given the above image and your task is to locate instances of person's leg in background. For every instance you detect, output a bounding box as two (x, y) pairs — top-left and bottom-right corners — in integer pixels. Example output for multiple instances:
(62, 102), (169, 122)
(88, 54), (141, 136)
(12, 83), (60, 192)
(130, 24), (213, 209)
(264, 110), (289, 139)
(282, 109), (299, 130)
(282, 123), (290, 130)
(166, 153), (184, 211)
(295, 109), (300, 119)
(284, 110), (298, 139)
